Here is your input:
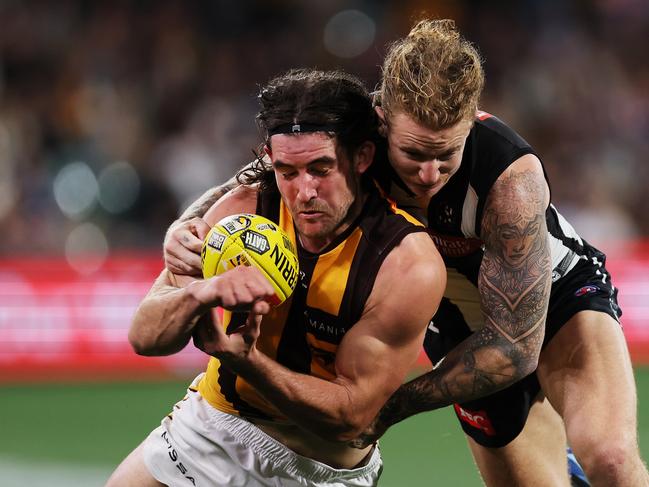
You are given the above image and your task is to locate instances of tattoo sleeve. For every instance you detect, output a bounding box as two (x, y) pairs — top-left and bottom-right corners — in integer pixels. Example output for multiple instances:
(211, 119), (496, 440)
(376, 167), (552, 426)
(178, 177), (239, 221)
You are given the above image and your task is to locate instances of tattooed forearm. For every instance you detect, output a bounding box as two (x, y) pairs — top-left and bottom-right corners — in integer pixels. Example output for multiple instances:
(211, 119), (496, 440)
(178, 158), (267, 221)
(375, 325), (527, 427)
(178, 179), (238, 221)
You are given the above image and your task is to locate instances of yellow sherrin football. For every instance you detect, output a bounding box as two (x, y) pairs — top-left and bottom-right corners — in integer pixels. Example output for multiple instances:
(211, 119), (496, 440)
(201, 213), (299, 306)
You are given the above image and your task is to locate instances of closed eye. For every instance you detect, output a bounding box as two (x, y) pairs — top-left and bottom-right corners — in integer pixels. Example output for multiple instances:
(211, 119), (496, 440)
(278, 169), (297, 180)
(308, 166), (331, 176)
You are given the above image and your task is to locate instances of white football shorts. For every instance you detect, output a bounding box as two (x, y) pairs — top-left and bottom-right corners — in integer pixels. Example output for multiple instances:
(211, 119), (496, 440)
(142, 376), (383, 487)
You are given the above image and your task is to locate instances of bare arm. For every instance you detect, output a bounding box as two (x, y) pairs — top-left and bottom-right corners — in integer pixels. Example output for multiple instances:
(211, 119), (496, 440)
(177, 177), (239, 222)
(128, 269), (202, 356)
(130, 186), (264, 356)
(165, 158), (271, 275)
(197, 232), (445, 442)
(356, 154), (552, 442)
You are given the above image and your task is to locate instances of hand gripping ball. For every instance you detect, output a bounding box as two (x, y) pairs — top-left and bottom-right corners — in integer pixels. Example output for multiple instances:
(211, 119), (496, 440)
(201, 214), (299, 306)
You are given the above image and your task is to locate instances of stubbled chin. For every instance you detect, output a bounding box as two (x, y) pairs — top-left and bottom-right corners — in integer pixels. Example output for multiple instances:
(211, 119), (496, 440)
(409, 185), (440, 200)
(296, 220), (326, 237)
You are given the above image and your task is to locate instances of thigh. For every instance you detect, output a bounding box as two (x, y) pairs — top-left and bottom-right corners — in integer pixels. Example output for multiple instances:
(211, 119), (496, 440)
(537, 310), (638, 445)
(105, 441), (165, 487)
(467, 396), (571, 487)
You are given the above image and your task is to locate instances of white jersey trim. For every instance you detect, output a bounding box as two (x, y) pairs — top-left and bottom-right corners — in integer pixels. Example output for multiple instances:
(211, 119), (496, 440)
(461, 184), (479, 238)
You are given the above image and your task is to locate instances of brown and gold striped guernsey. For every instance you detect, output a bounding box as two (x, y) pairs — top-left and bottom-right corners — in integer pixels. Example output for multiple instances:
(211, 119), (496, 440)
(198, 183), (427, 422)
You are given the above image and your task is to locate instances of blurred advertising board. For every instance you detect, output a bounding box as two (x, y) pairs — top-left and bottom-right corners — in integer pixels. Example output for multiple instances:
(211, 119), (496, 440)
(1, 243), (648, 382)
(0, 255), (206, 382)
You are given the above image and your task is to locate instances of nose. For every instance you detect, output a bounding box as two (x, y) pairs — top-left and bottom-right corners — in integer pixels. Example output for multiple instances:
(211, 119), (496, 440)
(418, 161), (441, 186)
(296, 174), (318, 203)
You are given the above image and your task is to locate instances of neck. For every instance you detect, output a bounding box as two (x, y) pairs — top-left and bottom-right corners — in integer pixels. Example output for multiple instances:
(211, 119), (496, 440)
(389, 182), (431, 209)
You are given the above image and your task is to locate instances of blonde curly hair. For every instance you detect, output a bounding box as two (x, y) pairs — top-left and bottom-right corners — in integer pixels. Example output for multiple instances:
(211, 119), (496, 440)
(379, 19), (484, 129)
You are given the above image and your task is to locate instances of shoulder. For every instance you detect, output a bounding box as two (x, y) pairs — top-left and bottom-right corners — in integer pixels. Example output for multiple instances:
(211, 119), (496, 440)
(481, 153), (550, 245)
(204, 185), (259, 226)
(472, 112), (533, 152)
(374, 231), (445, 308)
(358, 230), (444, 344)
(384, 231), (442, 270)
(489, 153), (549, 207)
(467, 112), (541, 202)
(385, 231), (444, 283)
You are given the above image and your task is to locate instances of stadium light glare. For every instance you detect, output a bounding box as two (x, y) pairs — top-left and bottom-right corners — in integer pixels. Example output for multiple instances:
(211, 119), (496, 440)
(98, 161), (140, 214)
(65, 222), (109, 275)
(323, 10), (376, 59)
(53, 162), (98, 219)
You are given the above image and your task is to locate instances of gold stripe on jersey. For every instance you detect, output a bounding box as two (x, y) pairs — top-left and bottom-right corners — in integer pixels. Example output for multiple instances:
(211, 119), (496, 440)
(279, 200), (297, 253)
(373, 179), (425, 226)
(306, 227), (362, 316)
(306, 335), (338, 380)
(387, 198), (425, 226)
(198, 357), (235, 414)
(199, 201), (299, 420)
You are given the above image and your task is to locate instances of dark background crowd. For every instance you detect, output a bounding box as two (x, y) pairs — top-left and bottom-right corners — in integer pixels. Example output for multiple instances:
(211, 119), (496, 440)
(1, 0), (647, 262)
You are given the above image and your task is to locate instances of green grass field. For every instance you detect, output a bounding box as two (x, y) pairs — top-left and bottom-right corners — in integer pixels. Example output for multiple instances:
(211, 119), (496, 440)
(2, 368), (649, 486)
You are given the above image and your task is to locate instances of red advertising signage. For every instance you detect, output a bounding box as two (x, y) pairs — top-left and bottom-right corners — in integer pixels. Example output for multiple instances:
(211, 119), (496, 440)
(1, 243), (648, 382)
(0, 254), (206, 381)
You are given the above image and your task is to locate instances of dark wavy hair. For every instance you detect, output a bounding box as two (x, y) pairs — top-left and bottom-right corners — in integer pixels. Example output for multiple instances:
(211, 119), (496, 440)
(237, 69), (378, 189)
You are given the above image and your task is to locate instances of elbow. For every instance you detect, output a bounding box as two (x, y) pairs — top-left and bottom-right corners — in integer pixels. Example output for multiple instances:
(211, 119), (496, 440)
(333, 427), (366, 443)
(300, 405), (367, 442)
(520, 354), (539, 378)
(128, 320), (170, 356)
(128, 325), (188, 357)
(509, 344), (540, 382)
(128, 328), (157, 356)
(326, 410), (371, 443)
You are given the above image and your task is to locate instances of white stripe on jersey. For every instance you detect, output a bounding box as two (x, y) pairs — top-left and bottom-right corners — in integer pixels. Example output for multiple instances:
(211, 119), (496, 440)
(548, 204), (582, 274)
(461, 184), (479, 238)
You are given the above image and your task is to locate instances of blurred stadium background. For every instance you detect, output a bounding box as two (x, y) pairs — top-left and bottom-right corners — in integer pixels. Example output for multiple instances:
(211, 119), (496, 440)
(1, 1), (647, 485)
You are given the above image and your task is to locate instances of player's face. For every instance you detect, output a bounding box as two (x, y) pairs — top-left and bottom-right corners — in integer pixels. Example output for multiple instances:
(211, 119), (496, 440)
(268, 133), (372, 253)
(380, 110), (471, 203)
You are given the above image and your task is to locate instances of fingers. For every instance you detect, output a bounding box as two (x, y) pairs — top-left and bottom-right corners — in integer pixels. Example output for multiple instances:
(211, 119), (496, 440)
(167, 245), (203, 275)
(252, 300), (271, 315)
(190, 218), (211, 241)
(218, 267), (276, 312)
(245, 312), (264, 338)
(191, 276), (269, 360)
(190, 266), (276, 311)
(192, 309), (225, 355)
(229, 311), (263, 346)
(164, 218), (210, 276)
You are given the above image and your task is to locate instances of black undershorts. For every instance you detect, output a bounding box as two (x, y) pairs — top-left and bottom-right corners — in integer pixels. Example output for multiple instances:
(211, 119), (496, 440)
(424, 248), (622, 448)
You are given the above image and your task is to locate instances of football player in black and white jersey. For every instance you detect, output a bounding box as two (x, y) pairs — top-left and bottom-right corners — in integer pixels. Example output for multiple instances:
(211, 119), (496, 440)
(162, 20), (648, 487)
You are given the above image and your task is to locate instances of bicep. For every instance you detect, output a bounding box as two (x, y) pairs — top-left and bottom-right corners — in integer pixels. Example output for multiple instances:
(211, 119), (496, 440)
(479, 154), (552, 345)
(333, 233), (445, 406)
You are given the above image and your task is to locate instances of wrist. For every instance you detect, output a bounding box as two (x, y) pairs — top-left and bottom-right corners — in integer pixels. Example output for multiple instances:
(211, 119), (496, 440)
(184, 280), (214, 317)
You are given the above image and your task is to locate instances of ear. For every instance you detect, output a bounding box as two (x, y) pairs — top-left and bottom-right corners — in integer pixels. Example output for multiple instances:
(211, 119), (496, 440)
(375, 106), (387, 138)
(354, 141), (375, 175)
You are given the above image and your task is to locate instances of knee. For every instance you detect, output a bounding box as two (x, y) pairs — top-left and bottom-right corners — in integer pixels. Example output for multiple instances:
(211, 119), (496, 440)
(572, 435), (640, 483)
